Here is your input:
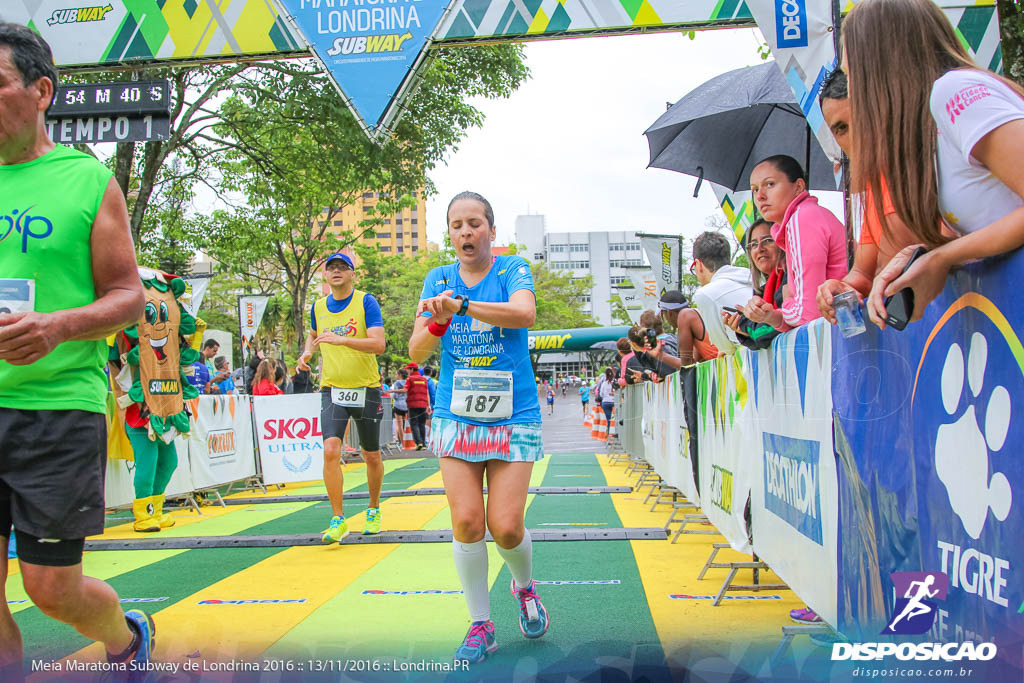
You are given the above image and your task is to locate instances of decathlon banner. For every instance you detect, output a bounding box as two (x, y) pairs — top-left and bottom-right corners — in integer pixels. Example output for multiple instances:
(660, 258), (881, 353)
(253, 394), (324, 485)
(187, 395), (258, 490)
(638, 234), (681, 295)
(238, 295), (270, 366)
(639, 373), (698, 503)
(272, 0), (452, 136)
(831, 249), (1024, 676)
(695, 353), (755, 555)
(744, 320), (838, 627)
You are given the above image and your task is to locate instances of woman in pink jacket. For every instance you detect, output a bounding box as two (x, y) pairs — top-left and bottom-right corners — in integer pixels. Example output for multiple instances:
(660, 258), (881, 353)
(744, 155), (847, 331)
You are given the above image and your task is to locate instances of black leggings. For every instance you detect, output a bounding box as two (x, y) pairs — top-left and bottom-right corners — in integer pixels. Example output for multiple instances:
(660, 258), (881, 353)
(408, 407), (428, 446)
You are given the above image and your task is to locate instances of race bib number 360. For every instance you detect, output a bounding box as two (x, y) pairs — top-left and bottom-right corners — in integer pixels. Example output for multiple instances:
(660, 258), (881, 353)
(451, 369), (513, 421)
(331, 387), (366, 408)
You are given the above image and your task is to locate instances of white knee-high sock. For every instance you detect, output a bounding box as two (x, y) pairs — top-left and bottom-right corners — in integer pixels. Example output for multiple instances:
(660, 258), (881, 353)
(452, 539), (490, 622)
(495, 529), (533, 591)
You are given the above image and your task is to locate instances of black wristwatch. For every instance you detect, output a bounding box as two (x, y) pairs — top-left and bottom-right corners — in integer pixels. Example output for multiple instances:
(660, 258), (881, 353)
(456, 295), (470, 316)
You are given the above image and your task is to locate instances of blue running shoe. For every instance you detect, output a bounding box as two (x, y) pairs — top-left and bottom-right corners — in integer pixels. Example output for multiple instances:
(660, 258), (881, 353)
(453, 621), (496, 664)
(124, 609), (155, 670)
(511, 579), (549, 638)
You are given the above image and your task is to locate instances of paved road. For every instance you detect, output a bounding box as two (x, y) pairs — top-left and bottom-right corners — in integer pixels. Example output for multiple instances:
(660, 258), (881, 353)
(539, 388), (605, 454)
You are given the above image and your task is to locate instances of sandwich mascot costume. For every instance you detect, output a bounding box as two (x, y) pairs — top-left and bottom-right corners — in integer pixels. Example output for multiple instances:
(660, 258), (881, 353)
(110, 268), (199, 532)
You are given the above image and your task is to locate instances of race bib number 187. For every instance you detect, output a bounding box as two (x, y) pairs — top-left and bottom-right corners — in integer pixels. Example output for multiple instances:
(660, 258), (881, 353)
(450, 369), (513, 421)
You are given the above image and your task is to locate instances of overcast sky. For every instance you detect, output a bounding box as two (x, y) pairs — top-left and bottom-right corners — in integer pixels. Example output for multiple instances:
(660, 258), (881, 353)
(424, 29), (777, 248)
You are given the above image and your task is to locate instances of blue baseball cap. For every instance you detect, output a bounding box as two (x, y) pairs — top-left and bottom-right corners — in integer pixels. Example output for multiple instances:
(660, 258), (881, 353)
(325, 252), (354, 269)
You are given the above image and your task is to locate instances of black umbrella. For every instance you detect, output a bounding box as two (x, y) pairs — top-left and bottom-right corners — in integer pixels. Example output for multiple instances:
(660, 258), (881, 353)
(644, 61), (838, 194)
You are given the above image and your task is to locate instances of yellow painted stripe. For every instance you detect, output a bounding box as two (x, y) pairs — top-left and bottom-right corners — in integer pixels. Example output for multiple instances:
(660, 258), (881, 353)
(96, 460), (410, 539)
(597, 458), (804, 653)
(62, 467), (448, 665)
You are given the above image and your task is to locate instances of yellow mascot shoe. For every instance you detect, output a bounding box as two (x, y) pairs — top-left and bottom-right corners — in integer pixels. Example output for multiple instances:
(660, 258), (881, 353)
(132, 497), (161, 533)
(152, 494), (175, 528)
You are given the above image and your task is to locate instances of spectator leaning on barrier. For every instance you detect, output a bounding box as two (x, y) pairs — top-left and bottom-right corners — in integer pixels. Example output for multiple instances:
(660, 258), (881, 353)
(843, 0), (1024, 328)
(656, 290), (720, 366)
(626, 325), (667, 383)
(0, 20), (155, 673)
(723, 220), (788, 351)
(632, 310), (681, 381)
(745, 156), (846, 331)
(616, 337), (643, 386)
(690, 232), (752, 353)
(814, 68), (924, 325)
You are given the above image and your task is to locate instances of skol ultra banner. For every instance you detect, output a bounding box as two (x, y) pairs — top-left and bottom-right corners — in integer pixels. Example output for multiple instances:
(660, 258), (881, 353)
(832, 248), (1024, 678)
(238, 295), (269, 365)
(253, 394), (324, 485)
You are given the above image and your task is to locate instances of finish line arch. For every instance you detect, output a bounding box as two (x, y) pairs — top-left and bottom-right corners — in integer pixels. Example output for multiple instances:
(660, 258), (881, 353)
(4, 1), (1000, 149)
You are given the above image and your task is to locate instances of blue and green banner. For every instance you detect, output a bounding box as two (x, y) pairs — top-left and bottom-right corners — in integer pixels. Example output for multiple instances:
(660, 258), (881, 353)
(272, 0), (451, 136)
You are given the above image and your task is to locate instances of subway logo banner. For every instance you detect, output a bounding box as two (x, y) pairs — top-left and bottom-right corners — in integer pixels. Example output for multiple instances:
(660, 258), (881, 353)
(271, 0), (452, 137)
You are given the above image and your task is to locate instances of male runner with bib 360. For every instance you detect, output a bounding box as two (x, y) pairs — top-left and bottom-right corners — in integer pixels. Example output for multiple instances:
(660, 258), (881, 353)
(298, 253), (386, 541)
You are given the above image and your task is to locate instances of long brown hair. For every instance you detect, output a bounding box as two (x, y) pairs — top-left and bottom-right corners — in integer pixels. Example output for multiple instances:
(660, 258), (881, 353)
(253, 359), (276, 386)
(844, 0), (1024, 249)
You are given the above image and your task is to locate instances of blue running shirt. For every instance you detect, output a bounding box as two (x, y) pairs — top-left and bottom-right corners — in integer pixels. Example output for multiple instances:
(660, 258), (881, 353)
(420, 255), (542, 425)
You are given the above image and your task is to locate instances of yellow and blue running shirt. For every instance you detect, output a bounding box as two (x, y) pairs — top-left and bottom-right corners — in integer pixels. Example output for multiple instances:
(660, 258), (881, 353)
(311, 290), (383, 389)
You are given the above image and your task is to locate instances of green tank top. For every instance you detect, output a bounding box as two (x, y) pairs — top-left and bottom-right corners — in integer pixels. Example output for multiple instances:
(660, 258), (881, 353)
(0, 145), (113, 413)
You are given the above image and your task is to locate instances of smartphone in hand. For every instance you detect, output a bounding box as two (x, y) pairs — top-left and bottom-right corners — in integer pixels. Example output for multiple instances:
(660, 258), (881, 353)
(883, 247), (927, 331)
(722, 306), (738, 314)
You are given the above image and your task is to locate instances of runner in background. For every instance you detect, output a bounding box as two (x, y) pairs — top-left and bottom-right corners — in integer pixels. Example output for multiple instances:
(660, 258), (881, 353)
(409, 191), (548, 665)
(0, 22), (154, 675)
(579, 381), (590, 418)
(545, 386), (555, 415)
(298, 253), (386, 540)
(390, 368), (410, 443)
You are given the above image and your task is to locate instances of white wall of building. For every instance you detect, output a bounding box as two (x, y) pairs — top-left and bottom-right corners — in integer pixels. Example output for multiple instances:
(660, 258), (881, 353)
(515, 216), (645, 325)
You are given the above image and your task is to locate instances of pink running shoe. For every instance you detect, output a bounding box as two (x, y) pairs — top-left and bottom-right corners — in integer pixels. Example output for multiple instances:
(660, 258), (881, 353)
(511, 579), (550, 638)
(453, 620), (496, 664)
(790, 607), (822, 624)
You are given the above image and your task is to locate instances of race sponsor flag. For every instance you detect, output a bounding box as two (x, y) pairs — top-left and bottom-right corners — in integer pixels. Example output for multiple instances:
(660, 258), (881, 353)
(181, 276), (213, 318)
(615, 282), (645, 324)
(625, 267), (660, 314)
(639, 235), (681, 295)
(238, 295), (270, 365)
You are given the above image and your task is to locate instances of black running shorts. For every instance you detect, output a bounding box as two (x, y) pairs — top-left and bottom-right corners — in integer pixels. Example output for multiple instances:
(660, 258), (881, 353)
(320, 387), (383, 452)
(0, 408), (106, 562)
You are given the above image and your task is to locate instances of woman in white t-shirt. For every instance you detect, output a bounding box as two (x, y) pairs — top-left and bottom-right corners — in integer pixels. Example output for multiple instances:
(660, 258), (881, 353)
(843, 0), (1024, 327)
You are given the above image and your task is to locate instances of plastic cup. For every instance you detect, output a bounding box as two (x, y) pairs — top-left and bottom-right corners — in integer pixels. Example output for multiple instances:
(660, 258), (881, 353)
(833, 290), (866, 338)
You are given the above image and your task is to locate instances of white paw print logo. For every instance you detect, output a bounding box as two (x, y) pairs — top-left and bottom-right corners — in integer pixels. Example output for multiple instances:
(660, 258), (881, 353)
(935, 333), (1012, 540)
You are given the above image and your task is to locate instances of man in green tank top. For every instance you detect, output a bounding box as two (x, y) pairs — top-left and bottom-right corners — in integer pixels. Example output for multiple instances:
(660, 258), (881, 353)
(0, 23), (156, 676)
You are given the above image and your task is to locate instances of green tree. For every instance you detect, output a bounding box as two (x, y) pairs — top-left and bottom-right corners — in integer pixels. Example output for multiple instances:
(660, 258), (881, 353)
(998, 1), (1024, 84)
(204, 46), (529, 355)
